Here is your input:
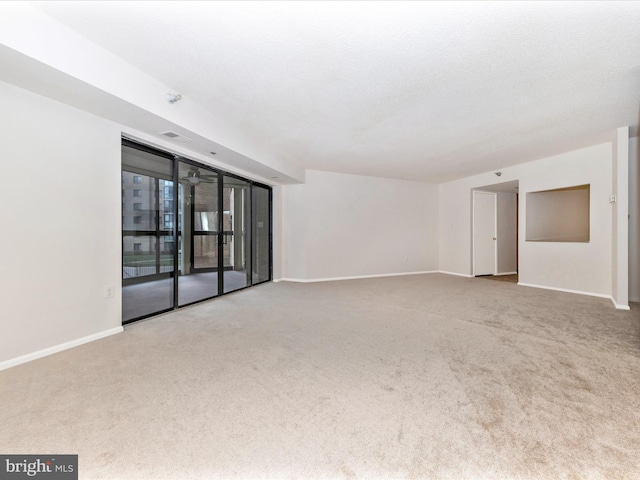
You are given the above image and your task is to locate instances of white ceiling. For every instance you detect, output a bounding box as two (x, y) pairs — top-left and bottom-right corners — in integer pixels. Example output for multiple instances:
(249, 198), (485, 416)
(34, 1), (640, 183)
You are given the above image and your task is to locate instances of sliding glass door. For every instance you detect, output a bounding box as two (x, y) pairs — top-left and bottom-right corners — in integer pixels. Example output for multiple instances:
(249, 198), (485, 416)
(122, 139), (272, 323)
(122, 144), (175, 322)
(223, 175), (250, 293)
(252, 184), (271, 285)
(178, 162), (220, 306)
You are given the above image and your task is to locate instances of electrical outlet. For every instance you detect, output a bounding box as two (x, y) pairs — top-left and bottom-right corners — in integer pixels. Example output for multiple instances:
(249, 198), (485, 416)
(104, 285), (115, 299)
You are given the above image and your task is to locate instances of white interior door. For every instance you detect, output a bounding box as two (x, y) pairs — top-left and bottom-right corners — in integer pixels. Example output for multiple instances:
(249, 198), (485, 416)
(473, 191), (497, 276)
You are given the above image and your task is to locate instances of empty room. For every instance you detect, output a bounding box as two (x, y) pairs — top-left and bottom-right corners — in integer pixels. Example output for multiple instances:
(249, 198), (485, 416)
(1, 2), (639, 479)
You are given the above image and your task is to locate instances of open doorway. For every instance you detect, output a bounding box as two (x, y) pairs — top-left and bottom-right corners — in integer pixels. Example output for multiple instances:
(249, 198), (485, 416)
(472, 180), (519, 280)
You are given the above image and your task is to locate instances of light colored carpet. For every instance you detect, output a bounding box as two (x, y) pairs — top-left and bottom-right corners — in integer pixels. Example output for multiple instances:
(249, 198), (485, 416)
(478, 274), (518, 284)
(1, 274), (639, 479)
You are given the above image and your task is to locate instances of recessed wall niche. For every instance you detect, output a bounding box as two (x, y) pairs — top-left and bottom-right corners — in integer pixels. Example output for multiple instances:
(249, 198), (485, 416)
(526, 184), (590, 242)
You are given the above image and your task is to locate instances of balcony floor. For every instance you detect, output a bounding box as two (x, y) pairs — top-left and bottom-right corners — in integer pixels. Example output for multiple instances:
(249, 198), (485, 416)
(122, 270), (249, 322)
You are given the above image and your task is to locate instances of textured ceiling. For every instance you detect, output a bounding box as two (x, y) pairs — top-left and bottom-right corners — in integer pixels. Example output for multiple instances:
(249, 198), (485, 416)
(35, 1), (640, 182)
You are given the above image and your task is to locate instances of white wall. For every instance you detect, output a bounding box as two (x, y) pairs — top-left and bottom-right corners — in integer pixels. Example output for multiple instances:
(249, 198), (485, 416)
(497, 192), (517, 274)
(630, 136), (639, 302)
(439, 143), (613, 297)
(0, 80), (122, 365)
(271, 186), (284, 281)
(281, 170), (439, 281)
(281, 182), (308, 280)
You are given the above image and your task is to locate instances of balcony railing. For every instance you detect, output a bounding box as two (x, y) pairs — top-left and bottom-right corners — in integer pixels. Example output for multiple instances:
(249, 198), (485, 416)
(123, 255), (175, 278)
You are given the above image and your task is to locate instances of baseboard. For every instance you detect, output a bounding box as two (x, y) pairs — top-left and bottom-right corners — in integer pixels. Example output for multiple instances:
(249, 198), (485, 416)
(519, 281), (630, 310)
(272, 278), (283, 283)
(437, 271), (474, 278)
(0, 326), (124, 371)
(495, 271), (518, 276)
(517, 282), (612, 300)
(278, 270), (438, 283)
(610, 299), (631, 310)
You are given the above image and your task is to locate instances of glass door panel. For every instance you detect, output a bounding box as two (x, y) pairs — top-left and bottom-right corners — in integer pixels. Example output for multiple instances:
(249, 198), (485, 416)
(223, 175), (250, 293)
(251, 185), (271, 284)
(121, 143), (175, 323)
(178, 162), (220, 306)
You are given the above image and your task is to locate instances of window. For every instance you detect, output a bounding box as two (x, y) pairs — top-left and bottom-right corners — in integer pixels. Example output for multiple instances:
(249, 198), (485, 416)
(526, 184), (590, 242)
(122, 138), (272, 325)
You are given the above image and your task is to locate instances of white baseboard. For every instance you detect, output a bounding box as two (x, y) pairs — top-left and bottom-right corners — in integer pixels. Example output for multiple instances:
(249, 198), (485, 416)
(610, 299), (631, 310)
(0, 326), (124, 371)
(516, 281), (623, 304)
(519, 282), (631, 310)
(278, 270), (438, 283)
(437, 271), (474, 278)
(495, 271), (518, 276)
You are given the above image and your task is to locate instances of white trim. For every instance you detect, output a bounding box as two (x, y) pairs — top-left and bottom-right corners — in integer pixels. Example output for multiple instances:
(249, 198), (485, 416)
(517, 282), (612, 300)
(611, 299), (631, 310)
(277, 271), (438, 283)
(495, 271), (518, 276)
(272, 278), (283, 283)
(437, 271), (474, 278)
(519, 282), (630, 310)
(0, 326), (124, 371)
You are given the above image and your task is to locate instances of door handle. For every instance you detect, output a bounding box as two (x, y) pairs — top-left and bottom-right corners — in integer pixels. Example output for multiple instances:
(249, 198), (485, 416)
(493, 237), (497, 240)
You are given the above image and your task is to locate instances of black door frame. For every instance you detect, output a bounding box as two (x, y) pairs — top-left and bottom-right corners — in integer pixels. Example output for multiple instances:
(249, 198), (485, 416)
(122, 138), (273, 324)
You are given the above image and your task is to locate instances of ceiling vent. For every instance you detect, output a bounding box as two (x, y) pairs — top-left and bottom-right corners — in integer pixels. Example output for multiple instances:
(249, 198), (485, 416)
(159, 131), (192, 143)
